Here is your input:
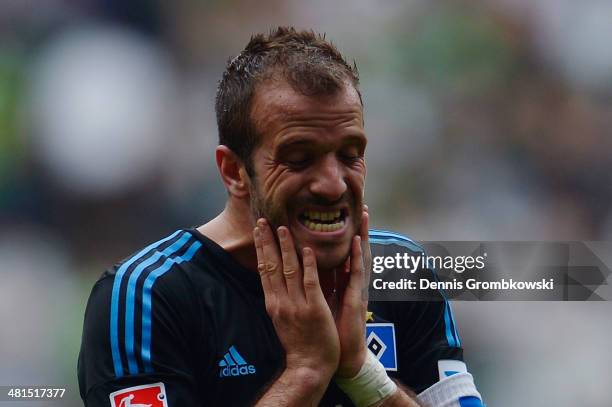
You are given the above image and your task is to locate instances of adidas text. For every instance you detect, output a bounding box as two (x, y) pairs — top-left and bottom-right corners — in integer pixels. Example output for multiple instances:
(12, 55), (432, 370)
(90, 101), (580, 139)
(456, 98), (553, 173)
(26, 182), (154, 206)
(220, 365), (256, 377)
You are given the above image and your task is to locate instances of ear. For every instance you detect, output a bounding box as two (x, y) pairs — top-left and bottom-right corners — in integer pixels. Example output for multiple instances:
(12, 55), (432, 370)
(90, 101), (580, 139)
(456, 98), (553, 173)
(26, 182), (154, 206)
(216, 145), (250, 198)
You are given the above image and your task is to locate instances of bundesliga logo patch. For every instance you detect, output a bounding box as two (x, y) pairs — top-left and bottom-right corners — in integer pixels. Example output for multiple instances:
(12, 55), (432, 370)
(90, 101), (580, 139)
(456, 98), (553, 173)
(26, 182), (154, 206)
(366, 323), (398, 371)
(109, 382), (168, 407)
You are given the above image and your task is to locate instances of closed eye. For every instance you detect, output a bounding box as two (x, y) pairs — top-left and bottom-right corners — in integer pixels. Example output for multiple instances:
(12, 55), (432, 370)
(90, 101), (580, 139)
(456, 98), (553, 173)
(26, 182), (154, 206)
(279, 147), (315, 169)
(285, 158), (312, 169)
(338, 145), (363, 162)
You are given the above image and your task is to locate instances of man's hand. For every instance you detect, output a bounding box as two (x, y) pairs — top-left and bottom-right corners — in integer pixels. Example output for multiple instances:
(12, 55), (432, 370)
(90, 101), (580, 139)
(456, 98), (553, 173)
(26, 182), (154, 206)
(253, 219), (340, 394)
(335, 209), (370, 378)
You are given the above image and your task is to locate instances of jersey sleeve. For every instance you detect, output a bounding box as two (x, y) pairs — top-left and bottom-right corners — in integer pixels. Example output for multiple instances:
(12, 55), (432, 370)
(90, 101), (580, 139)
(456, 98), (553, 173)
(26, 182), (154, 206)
(368, 229), (484, 406)
(78, 266), (211, 406)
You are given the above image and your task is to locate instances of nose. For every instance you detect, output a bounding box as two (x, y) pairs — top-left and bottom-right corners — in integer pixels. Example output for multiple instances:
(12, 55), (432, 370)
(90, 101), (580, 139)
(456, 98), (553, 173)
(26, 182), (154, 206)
(309, 154), (347, 202)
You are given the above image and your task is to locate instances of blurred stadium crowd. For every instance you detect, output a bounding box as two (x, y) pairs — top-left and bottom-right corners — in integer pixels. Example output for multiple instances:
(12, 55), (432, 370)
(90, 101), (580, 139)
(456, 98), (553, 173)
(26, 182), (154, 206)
(1, 1), (611, 406)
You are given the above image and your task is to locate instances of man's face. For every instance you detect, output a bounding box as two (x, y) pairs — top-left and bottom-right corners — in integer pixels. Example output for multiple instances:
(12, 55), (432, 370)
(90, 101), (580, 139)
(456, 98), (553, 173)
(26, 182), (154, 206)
(248, 80), (366, 271)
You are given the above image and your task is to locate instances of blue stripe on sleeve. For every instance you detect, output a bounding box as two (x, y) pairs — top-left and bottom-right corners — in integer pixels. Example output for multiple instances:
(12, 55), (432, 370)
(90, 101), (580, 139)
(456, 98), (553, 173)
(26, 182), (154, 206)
(141, 240), (202, 373)
(124, 232), (191, 374)
(443, 302), (457, 347)
(110, 230), (182, 378)
(432, 267), (460, 348)
(447, 302), (462, 347)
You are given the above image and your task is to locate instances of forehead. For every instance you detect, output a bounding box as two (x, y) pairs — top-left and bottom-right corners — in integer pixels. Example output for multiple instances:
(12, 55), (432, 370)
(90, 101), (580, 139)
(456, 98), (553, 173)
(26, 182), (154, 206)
(250, 79), (364, 147)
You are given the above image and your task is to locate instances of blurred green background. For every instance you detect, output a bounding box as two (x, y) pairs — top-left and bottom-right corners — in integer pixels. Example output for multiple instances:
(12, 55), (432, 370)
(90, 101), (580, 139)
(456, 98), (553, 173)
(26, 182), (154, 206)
(1, 1), (611, 406)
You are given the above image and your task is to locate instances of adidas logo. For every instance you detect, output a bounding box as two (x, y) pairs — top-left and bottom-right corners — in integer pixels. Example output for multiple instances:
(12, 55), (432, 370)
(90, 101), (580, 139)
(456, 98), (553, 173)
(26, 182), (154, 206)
(218, 345), (256, 378)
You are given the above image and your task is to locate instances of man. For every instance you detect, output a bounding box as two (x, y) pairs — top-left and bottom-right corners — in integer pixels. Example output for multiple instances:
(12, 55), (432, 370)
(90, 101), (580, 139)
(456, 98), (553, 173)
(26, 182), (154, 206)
(78, 27), (484, 406)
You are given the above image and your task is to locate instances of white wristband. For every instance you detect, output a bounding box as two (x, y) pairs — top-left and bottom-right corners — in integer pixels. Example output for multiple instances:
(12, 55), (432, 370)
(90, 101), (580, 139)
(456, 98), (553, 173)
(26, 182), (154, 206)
(334, 350), (397, 407)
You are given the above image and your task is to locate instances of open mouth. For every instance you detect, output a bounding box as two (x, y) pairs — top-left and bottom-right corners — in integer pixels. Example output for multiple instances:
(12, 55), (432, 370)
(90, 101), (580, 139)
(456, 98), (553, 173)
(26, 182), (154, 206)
(298, 209), (347, 232)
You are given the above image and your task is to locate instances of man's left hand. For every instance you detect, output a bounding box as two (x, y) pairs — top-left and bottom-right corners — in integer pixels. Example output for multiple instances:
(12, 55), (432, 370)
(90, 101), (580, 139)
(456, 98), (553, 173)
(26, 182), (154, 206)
(335, 209), (370, 378)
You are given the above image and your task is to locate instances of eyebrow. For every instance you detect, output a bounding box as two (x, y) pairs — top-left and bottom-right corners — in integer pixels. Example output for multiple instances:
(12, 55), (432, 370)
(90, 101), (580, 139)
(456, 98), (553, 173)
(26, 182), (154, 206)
(341, 134), (367, 149)
(276, 137), (314, 151)
(275, 133), (367, 153)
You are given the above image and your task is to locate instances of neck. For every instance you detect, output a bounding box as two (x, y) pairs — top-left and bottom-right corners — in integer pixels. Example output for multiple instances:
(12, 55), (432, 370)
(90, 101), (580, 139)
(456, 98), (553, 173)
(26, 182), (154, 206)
(197, 199), (257, 271)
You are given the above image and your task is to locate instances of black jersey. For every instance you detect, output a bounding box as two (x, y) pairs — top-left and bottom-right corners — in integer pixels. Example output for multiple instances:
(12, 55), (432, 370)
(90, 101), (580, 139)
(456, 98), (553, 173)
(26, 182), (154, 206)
(78, 228), (465, 407)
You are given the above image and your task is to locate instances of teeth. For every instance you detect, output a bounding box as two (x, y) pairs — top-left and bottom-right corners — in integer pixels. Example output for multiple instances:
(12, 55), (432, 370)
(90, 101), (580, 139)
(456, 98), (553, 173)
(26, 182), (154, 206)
(303, 210), (343, 221)
(304, 219), (345, 232)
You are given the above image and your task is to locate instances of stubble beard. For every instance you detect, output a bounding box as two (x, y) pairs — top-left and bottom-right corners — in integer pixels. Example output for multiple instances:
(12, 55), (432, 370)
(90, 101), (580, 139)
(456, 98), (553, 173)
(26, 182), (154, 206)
(248, 174), (363, 271)
(248, 177), (286, 234)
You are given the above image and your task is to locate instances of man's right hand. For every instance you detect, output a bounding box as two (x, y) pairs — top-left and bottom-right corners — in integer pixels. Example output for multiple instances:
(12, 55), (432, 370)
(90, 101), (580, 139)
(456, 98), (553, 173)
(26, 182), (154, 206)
(253, 219), (340, 403)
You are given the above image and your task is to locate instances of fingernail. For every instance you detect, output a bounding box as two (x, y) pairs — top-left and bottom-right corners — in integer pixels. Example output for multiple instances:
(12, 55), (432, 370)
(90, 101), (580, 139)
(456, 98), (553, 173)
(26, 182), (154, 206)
(278, 227), (287, 239)
(257, 218), (266, 228)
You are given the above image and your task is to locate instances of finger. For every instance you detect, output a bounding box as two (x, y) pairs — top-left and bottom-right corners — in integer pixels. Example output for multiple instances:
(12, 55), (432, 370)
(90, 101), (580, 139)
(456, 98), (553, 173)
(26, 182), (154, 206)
(302, 247), (326, 304)
(345, 235), (365, 300)
(257, 218), (287, 296)
(254, 226), (273, 294)
(360, 210), (371, 265)
(342, 256), (350, 274)
(278, 226), (305, 300)
(360, 211), (371, 301)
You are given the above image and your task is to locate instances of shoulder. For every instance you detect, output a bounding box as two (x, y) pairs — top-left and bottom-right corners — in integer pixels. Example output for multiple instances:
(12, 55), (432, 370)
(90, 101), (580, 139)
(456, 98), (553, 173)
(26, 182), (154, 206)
(80, 230), (206, 381)
(87, 229), (207, 314)
(105, 229), (208, 300)
(105, 228), (208, 326)
(111, 229), (203, 280)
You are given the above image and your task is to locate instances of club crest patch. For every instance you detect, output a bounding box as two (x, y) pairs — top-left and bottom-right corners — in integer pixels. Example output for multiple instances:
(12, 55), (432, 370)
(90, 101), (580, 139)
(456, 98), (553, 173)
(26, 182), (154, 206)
(365, 323), (397, 371)
(109, 382), (168, 407)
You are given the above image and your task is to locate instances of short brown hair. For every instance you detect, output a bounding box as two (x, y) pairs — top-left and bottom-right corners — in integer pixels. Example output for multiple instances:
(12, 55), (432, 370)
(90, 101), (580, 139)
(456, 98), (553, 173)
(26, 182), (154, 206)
(215, 26), (361, 175)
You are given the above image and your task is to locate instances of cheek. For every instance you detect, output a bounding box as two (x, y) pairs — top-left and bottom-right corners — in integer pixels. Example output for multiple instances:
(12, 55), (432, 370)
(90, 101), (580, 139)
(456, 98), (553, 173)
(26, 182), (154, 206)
(254, 154), (287, 198)
(260, 157), (286, 195)
(258, 166), (304, 212)
(348, 167), (366, 196)
(261, 167), (293, 201)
